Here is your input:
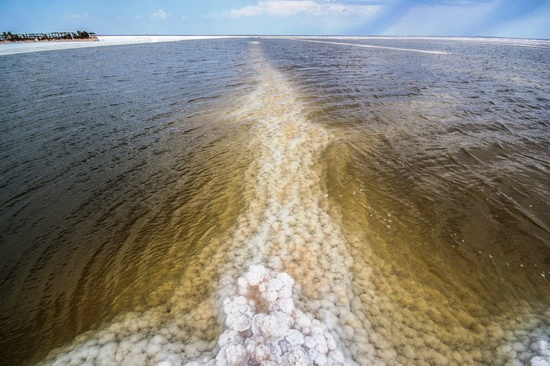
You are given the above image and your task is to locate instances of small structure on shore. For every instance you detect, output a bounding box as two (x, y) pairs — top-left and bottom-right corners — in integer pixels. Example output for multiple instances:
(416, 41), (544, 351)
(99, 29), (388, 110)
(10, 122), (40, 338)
(0, 31), (97, 42)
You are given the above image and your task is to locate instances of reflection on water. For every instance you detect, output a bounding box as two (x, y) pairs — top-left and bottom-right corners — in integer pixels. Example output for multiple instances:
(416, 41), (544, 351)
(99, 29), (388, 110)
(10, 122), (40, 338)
(0, 37), (549, 365)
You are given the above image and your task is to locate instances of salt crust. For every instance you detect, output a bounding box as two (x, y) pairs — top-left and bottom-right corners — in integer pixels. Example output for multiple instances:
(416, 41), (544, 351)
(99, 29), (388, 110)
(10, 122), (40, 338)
(45, 264), (355, 366)
(212, 264), (353, 365)
(41, 42), (549, 366)
(0, 36), (238, 56)
(531, 340), (550, 366)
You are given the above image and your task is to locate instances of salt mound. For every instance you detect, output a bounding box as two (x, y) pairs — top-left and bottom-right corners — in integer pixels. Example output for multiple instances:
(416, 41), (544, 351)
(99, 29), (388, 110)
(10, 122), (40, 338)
(531, 339), (550, 366)
(189, 264), (353, 365)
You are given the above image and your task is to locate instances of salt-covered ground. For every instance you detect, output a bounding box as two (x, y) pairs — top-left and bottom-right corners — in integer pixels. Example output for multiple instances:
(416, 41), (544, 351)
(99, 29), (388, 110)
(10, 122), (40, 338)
(0, 36), (237, 56)
(39, 40), (363, 366)
(37, 42), (550, 366)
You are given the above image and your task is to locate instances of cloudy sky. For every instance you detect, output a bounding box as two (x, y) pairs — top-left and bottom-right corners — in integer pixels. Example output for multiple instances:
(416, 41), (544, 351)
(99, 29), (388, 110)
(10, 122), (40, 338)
(1, 0), (549, 39)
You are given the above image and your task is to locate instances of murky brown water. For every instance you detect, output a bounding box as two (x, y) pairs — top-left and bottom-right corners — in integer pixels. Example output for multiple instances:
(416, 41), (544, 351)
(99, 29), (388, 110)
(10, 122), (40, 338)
(0, 37), (549, 365)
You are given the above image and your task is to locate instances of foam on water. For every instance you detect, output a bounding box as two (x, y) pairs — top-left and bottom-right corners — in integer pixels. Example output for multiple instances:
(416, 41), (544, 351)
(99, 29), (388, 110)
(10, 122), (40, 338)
(40, 42), (550, 366)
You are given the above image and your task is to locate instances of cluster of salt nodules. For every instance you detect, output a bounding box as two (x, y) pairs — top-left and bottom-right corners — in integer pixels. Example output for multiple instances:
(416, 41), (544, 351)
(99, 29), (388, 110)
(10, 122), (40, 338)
(42, 42), (550, 366)
(45, 265), (353, 366)
(531, 339), (550, 366)
(206, 264), (353, 366)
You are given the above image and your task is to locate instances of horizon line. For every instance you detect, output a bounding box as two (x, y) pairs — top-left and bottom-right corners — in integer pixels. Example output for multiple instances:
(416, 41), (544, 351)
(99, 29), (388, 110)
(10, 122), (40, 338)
(92, 34), (550, 41)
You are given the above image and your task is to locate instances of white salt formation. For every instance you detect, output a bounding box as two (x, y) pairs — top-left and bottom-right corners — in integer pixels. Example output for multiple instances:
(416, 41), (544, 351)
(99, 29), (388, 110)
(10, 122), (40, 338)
(203, 265), (352, 365)
(531, 339), (550, 366)
(41, 42), (549, 366)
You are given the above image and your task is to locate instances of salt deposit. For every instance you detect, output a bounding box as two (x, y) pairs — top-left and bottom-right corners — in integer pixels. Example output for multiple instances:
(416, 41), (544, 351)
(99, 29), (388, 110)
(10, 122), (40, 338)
(40, 41), (549, 366)
(0, 36), (238, 56)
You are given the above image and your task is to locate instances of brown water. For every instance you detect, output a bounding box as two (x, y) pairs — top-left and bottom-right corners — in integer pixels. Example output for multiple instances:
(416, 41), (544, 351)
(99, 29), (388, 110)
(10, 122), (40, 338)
(0, 37), (549, 365)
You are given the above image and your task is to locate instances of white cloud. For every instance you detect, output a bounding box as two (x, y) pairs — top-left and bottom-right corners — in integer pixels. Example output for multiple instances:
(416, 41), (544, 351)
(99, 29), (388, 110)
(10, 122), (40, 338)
(151, 9), (171, 20)
(229, 0), (378, 17)
(230, 4), (263, 17)
(66, 12), (90, 19)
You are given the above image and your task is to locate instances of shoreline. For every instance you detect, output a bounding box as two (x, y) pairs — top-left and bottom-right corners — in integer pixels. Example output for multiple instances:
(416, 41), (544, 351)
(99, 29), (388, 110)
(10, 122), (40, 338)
(0, 37), (99, 44)
(0, 35), (236, 56)
(1, 35), (548, 57)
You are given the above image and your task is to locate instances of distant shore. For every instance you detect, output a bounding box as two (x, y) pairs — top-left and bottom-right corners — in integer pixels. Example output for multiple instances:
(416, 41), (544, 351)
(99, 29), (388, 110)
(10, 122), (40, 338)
(0, 36), (240, 56)
(0, 37), (98, 44)
(1, 31), (97, 43)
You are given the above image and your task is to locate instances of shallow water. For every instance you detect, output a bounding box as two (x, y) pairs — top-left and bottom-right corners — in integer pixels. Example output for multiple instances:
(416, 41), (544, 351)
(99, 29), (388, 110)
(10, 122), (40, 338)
(0, 37), (549, 365)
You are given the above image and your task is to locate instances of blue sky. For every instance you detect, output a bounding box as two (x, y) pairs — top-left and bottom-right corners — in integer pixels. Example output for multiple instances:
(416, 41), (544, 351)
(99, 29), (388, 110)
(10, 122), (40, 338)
(1, 0), (549, 39)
